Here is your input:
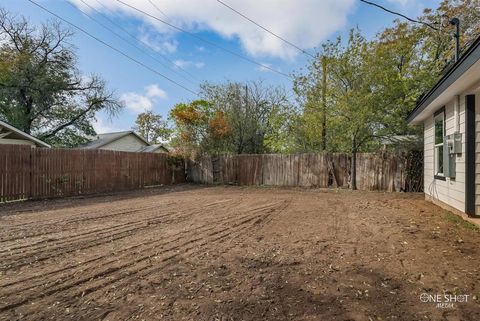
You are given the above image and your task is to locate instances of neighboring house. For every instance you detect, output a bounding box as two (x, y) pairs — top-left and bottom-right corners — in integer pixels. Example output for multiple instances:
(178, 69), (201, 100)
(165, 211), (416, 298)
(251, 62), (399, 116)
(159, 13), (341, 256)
(0, 120), (50, 148)
(407, 35), (480, 217)
(80, 131), (168, 153)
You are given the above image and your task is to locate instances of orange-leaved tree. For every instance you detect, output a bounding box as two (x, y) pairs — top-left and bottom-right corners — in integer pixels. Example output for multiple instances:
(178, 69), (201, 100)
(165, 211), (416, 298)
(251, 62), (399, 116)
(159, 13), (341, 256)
(169, 100), (232, 157)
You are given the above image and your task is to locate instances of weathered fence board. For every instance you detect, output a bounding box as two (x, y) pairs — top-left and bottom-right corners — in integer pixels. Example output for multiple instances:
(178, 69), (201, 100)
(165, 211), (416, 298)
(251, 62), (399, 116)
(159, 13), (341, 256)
(0, 145), (31, 202)
(0, 146), (185, 202)
(187, 152), (422, 192)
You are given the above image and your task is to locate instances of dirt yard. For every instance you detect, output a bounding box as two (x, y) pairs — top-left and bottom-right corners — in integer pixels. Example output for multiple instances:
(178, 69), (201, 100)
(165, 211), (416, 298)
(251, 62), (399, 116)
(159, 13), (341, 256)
(0, 185), (479, 321)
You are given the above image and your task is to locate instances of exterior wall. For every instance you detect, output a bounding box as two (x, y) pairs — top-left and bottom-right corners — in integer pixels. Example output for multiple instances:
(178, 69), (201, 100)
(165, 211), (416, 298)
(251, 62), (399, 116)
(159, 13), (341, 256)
(100, 134), (147, 152)
(424, 96), (466, 212)
(0, 138), (35, 147)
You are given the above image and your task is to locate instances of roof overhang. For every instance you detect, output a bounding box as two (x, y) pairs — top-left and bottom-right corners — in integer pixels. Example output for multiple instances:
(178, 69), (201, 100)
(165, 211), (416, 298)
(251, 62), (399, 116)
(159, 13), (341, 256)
(407, 36), (480, 125)
(0, 120), (51, 148)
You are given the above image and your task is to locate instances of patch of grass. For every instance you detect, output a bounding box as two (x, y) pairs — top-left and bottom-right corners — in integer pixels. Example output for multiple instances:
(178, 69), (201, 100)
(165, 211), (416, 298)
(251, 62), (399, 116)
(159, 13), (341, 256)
(443, 211), (479, 231)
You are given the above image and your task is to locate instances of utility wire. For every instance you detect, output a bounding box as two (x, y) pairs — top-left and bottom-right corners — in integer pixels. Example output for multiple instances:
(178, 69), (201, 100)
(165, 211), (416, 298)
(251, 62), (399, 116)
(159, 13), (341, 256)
(115, 0), (292, 79)
(88, 0), (199, 83)
(147, 0), (169, 19)
(359, 0), (439, 31)
(26, 0), (197, 96)
(216, 0), (315, 59)
(71, 0), (198, 86)
(93, 0), (199, 82)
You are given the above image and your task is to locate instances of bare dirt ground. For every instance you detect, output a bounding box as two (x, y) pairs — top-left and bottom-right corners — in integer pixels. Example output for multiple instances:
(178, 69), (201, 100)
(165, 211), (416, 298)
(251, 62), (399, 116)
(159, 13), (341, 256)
(0, 185), (479, 321)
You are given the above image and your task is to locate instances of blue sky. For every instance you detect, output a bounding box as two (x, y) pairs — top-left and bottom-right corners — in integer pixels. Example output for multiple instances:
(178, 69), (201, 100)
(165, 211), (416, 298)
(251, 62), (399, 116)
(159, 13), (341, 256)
(2, 0), (440, 133)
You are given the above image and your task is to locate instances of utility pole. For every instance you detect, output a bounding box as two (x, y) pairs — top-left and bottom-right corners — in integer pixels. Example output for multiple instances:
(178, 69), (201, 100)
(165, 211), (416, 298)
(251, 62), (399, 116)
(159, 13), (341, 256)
(351, 134), (357, 190)
(321, 56), (328, 151)
(245, 84), (248, 107)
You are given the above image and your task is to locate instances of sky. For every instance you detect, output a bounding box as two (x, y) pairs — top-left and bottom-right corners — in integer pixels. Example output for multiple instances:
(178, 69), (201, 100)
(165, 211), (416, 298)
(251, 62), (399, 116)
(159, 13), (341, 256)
(1, 0), (441, 134)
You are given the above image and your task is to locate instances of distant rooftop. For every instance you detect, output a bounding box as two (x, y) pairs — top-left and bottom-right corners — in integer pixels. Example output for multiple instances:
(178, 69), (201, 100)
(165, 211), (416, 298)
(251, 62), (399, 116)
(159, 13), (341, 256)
(81, 131), (146, 149)
(80, 131), (168, 152)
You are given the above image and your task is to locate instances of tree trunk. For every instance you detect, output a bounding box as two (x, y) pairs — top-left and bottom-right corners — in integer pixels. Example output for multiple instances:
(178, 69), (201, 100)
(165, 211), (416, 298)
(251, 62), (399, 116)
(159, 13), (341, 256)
(351, 136), (357, 190)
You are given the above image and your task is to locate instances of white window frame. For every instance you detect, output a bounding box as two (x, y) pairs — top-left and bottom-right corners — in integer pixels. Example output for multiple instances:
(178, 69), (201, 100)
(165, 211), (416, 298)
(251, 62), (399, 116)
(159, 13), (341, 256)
(434, 109), (445, 178)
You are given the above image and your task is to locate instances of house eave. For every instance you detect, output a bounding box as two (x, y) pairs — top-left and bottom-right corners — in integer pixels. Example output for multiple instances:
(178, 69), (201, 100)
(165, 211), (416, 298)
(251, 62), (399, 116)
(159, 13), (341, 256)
(407, 36), (480, 124)
(0, 120), (51, 148)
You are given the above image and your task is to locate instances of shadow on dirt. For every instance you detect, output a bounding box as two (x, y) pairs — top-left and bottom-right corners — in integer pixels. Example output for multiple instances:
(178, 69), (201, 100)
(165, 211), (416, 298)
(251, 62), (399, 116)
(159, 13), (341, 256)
(190, 254), (473, 321)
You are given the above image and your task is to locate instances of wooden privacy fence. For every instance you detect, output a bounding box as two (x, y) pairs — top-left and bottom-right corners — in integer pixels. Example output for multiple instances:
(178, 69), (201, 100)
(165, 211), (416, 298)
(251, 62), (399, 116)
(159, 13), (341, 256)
(0, 145), (185, 202)
(187, 152), (423, 192)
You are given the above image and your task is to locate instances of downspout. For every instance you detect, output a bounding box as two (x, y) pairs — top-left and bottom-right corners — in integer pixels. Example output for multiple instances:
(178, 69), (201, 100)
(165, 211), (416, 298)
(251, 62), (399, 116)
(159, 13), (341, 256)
(449, 18), (460, 63)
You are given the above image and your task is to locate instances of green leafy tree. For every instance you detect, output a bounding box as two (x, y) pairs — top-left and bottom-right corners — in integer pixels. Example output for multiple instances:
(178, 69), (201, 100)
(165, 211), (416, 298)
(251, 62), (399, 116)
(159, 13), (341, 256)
(293, 43), (336, 152)
(200, 80), (291, 154)
(0, 10), (121, 147)
(292, 0), (480, 188)
(169, 81), (292, 156)
(133, 111), (171, 144)
(327, 30), (386, 189)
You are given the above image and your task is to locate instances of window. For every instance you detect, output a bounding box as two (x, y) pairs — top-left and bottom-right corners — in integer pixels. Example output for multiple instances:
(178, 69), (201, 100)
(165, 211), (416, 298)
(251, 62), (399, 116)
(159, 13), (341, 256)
(434, 109), (445, 177)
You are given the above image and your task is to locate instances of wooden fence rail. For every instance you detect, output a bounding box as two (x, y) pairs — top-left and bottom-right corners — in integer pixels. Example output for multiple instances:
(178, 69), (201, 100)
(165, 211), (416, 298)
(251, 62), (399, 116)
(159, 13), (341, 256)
(0, 145), (185, 202)
(187, 152), (423, 192)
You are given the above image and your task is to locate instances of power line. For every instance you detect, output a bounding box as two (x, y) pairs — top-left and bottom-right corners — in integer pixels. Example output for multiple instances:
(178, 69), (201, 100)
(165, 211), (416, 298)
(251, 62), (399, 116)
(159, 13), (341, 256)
(93, 0), (199, 82)
(216, 0), (315, 59)
(115, 0), (292, 79)
(147, 0), (169, 19)
(26, 0), (197, 96)
(69, 0), (198, 86)
(359, 0), (439, 31)
(83, 0), (200, 84)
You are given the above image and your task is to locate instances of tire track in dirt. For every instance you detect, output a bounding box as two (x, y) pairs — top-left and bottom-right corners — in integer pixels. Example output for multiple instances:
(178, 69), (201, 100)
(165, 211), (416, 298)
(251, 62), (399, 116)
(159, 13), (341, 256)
(0, 208), (181, 253)
(0, 200), (244, 271)
(2, 193), (229, 233)
(0, 198), (236, 242)
(66, 200), (290, 311)
(0, 213), (187, 269)
(1, 203), (165, 231)
(0, 200), (286, 316)
(2, 199), (279, 294)
(0, 197), (262, 291)
(0, 201), (192, 241)
(77, 199), (292, 321)
(1, 198), (247, 284)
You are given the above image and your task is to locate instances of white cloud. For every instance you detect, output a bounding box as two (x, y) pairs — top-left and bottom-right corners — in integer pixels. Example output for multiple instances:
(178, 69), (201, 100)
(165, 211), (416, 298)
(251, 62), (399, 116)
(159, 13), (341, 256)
(70, 0), (356, 60)
(138, 27), (178, 54)
(120, 84), (168, 114)
(387, 0), (410, 6)
(93, 116), (125, 134)
(173, 59), (205, 69)
(173, 59), (191, 69)
(120, 92), (153, 113)
(145, 84), (168, 99)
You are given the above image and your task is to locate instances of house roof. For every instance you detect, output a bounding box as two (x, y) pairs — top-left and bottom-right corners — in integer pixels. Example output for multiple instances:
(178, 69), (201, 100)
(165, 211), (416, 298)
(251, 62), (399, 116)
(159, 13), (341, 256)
(81, 131), (149, 149)
(0, 120), (51, 148)
(138, 144), (169, 153)
(380, 135), (419, 145)
(407, 35), (480, 124)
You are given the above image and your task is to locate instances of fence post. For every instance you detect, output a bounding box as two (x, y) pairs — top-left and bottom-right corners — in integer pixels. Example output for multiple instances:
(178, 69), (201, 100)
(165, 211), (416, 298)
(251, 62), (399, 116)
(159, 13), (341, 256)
(29, 147), (33, 200)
